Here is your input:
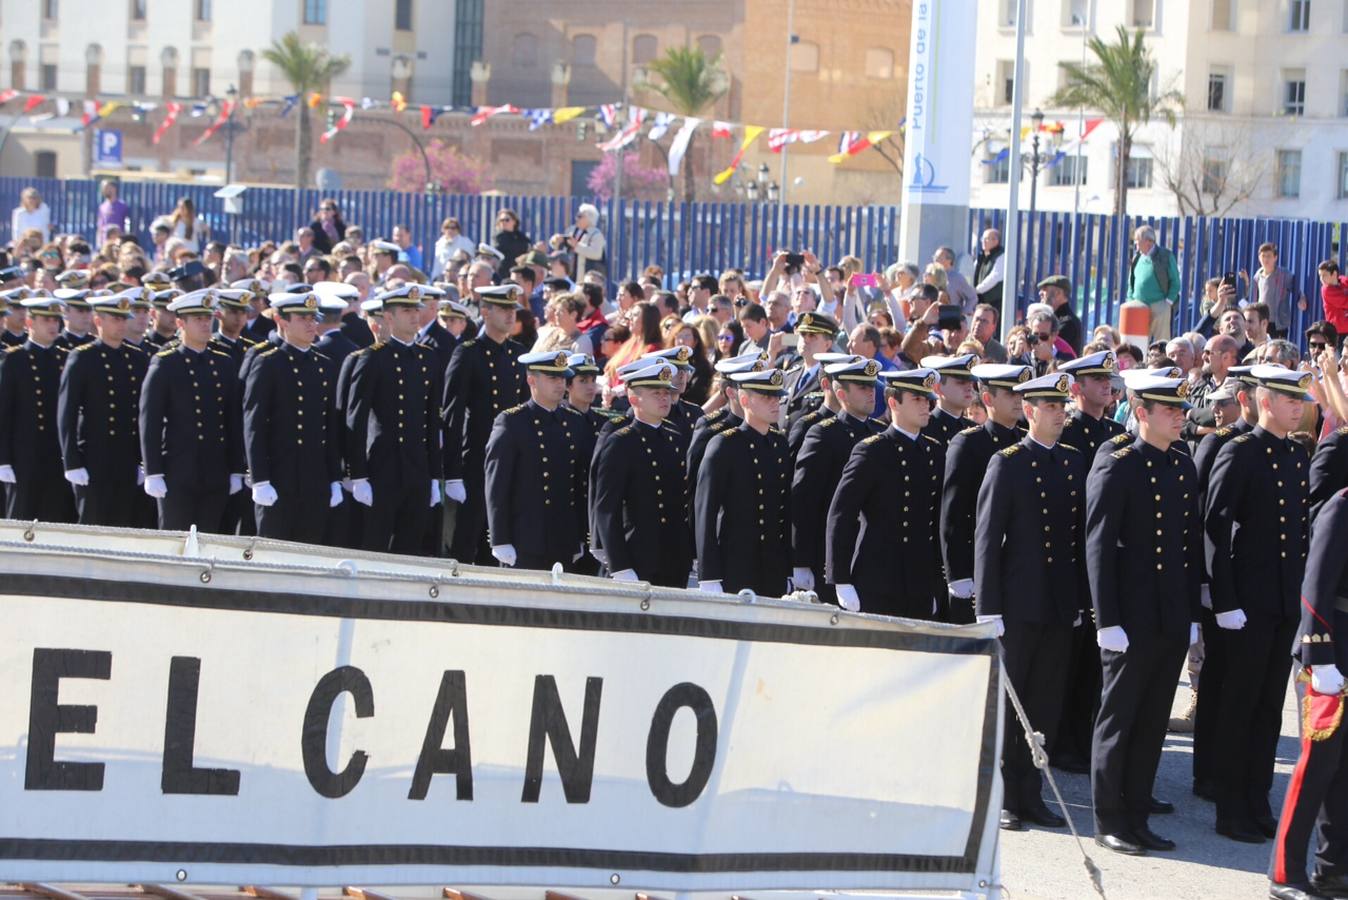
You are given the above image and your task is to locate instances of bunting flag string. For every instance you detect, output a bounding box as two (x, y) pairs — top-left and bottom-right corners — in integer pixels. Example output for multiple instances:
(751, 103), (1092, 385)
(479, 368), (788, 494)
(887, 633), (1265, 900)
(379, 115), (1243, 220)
(22, 95), (46, 115)
(278, 94), (299, 118)
(470, 104), (519, 126)
(667, 116), (701, 177)
(420, 104), (450, 130)
(191, 100), (234, 147)
(0, 89), (19, 105)
(713, 125), (764, 185)
(319, 97), (356, 144)
(523, 108), (553, 131)
(152, 101), (182, 144)
(647, 111), (677, 142)
(597, 106), (646, 152)
(552, 106), (586, 125)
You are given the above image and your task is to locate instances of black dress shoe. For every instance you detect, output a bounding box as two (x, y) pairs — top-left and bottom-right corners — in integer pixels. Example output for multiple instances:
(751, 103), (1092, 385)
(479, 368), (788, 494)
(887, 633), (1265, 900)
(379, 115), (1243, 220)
(1255, 814), (1279, 838)
(1194, 780), (1219, 802)
(1217, 818), (1268, 843)
(1150, 796), (1176, 814)
(999, 808), (1023, 831)
(1133, 824), (1176, 851)
(1021, 804), (1067, 828)
(1271, 883), (1330, 900)
(1051, 754), (1091, 774)
(1311, 873), (1348, 897)
(1094, 832), (1146, 856)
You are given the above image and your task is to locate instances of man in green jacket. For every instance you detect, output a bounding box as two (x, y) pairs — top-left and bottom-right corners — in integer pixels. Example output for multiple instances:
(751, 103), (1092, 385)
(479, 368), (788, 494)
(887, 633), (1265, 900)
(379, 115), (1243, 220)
(1127, 225), (1181, 342)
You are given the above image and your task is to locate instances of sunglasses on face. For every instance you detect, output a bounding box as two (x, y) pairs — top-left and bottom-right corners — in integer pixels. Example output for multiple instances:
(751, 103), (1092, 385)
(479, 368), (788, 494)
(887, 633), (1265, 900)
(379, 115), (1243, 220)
(1310, 341), (1328, 351)
(717, 333), (734, 342)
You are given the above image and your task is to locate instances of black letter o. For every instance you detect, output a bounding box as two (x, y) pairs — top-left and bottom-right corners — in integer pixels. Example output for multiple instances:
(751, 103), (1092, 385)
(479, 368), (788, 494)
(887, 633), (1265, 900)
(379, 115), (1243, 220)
(645, 683), (717, 808)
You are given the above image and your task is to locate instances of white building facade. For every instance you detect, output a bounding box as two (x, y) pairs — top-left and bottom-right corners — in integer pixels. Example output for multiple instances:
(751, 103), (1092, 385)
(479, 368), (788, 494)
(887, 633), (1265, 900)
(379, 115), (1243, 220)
(968, 0), (1348, 222)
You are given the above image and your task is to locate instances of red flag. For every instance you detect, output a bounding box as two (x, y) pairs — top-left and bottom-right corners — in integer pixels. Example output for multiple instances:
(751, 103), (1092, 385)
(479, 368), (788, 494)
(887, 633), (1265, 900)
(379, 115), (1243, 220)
(470, 104), (518, 126)
(192, 100), (234, 147)
(319, 97), (356, 144)
(153, 102), (183, 144)
(0, 89), (18, 105)
(420, 105), (432, 130)
(22, 95), (45, 115)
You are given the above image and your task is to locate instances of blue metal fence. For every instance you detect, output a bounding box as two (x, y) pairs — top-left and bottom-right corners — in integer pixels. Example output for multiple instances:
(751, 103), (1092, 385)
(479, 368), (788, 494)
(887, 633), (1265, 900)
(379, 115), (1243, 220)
(968, 208), (1347, 342)
(0, 177), (901, 284)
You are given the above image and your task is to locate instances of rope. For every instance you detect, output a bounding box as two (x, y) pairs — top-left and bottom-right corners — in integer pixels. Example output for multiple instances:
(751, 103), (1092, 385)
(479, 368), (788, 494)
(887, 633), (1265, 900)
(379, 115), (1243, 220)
(997, 643), (1107, 899)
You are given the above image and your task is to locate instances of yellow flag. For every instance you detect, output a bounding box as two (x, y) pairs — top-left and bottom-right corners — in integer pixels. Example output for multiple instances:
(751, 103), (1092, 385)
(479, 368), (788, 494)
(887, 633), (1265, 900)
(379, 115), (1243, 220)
(307, 92), (323, 109)
(100, 102), (122, 117)
(552, 106), (585, 124)
(712, 125), (765, 185)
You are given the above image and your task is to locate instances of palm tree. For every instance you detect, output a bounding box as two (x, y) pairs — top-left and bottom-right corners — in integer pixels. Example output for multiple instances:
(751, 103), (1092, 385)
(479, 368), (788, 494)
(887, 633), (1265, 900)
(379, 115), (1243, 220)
(644, 46), (728, 201)
(261, 33), (351, 192)
(1047, 25), (1182, 218)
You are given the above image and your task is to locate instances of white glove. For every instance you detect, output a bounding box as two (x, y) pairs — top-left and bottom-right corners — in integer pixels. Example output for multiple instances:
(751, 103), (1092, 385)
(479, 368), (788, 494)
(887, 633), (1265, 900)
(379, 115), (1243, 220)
(1097, 625), (1129, 653)
(1200, 584), (1212, 610)
(351, 478), (373, 507)
(144, 473), (167, 498)
(792, 567), (815, 591)
(64, 467), (89, 486)
(251, 481), (278, 507)
(137, 464), (146, 485)
(0, 464), (16, 484)
(976, 614), (1005, 638)
(1312, 664), (1346, 695)
(610, 568), (639, 582)
(430, 479), (442, 507)
(329, 482), (343, 507)
(229, 473), (245, 495)
(948, 578), (975, 600)
(1216, 609), (1247, 630)
(1190, 622), (1200, 646)
(698, 580), (722, 593)
(836, 583), (861, 612)
(491, 544), (517, 567)
(445, 478), (467, 503)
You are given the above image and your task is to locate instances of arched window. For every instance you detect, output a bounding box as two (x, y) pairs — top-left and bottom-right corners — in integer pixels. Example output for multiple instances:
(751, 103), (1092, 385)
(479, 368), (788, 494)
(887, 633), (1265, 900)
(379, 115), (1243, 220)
(512, 33), (538, 68)
(696, 34), (722, 60)
(237, 49), (255, 96)
(160, 45), (178, 97)
(85, 43), (103, 96)
(633, 34), (658, 64)
(9, 40), (27, 90)
(571, 34), (596, 67)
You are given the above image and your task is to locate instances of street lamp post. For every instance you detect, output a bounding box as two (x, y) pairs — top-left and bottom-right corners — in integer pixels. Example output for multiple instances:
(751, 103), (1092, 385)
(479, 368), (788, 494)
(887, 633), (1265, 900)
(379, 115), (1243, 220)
(1023, 108), (1057, 298)
(224, 84), (238, 185)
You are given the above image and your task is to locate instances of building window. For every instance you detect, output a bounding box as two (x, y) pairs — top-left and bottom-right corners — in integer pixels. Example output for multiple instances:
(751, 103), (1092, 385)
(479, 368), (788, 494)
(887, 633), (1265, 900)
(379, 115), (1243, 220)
(865, 48), (894, 79)
(985, 151), (1010, 184)
(395, 0), (412, 30)
(1131, 0), (1155, 28)
(450, 0), (482, 105)
(1339, 151), (1348, 199)
(195, 0), (211, 21)
(1212, 0), (1233, 29)
(998, 0), (1031, 28)
(511, 33), (537, 68)
(1207, 69), (1229, 112)
(35, 150), (58, 178)
(571, 34), (596, 66)
(1124, 155), (1153, 189)
(1283, 69), (1306, 115)
(1050, 154), (1087, 186)
(697, 34), (722, 59)
(191, 66), (209, 96)
(995, 59), (1015, 105)
(1201, 154), (1228, 194)
(1276, 149), (1302, 197)
(128, 64), (146, 94)
(790, 40), (819, 72)
(1063, 0), (1088, 27)
(161, 46), (178, 97)
(303, 0), (326, 25)
(40, 64), (57, 90)
(130, 0), (147, 21)
(632, 34), (657, 65)
(42, 0), (58, 20)
(1289, 0), (1311, 30)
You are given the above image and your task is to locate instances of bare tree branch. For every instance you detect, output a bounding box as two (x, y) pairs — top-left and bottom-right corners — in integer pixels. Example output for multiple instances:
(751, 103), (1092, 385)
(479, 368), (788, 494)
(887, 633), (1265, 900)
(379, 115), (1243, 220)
(1154, 119), (1268, 218)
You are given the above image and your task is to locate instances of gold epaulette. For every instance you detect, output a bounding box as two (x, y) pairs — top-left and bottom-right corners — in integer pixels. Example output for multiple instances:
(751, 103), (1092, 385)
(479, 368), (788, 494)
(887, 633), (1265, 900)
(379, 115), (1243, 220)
(862, 434), (884, 446)
(1215, 426), (1234, 437)
(1060, 442), (1080, 454)
(1112, 446), (1133, 459)
(999, 444), (1021, 457)
(959, 425), (982, 436)
(210, 348), (231, 359)
(1233, 434), (1252, 444)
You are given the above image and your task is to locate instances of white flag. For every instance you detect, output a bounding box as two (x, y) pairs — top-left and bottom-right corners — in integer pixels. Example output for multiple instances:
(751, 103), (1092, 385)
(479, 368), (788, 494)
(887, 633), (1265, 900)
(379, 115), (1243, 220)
(667, 117), (701, 177)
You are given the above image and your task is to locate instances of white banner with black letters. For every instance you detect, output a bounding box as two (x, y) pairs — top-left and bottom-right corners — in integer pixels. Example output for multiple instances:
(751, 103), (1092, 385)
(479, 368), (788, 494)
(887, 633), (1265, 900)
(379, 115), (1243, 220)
(0, 525), (1001, 894)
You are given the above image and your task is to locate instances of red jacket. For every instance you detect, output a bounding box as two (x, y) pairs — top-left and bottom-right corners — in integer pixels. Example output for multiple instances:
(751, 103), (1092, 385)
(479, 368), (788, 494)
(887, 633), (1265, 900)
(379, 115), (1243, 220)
(1322, 276), (1348, 335)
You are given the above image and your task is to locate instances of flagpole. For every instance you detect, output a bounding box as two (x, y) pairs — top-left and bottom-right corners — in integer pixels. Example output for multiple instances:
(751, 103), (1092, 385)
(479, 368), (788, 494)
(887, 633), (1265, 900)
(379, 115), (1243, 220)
(613, 19), (628, 212)
(1002, 0), (1028, 334)
(778, 0), (796, 205)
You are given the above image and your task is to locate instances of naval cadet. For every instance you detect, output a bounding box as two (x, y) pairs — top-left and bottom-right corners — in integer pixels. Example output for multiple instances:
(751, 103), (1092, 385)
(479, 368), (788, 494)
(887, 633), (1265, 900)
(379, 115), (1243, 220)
(975, 371), (1088, 833)
(563, 352), (615, 575)
(782, 311), (842, 422)
(787, 352), (862, 457)
(646, 345), (703, 450)
(328, 296), (387, 548)
(694, 367), (793, 596)
(138, 289), (247, 531)
(590, 360), (693, 587)
(443, 283), (529, 563)
(312, 290), (360, 371)
(1267, 487), (1348, 900)
(685, 352), (764, 511)
(790, 356), (884, 604)
(921, 353), (978, 446)
(826, 367), (945, 618)
(52, 284), (96, 350)
(1086, 371), (1201, 856)
(485, 350), (583, 571)
(0, 284), (30, 347)
(941, 363), (1031, 625)
(0, 296), (76, 523)
(212, 286), (262, 373)
(144, 287), (181, 350)
(346, 284), (445, 555)
(1059, 350), (1125, 456)
(1204, 364), (1312, 843)
(242, 291), (342, 544)
(57, 290), (150, 527)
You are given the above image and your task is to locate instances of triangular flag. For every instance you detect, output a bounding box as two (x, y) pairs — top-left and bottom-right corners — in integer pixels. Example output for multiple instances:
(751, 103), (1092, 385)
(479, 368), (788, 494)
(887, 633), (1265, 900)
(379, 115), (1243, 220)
(471, 104), (519, 126)
(768, 128), (799, 153)
(648, 111), (676, 141)
(712, 125), (765, 185)
(152, 101), (182, 144)
(81, 100), (102, 127)
(22, 95), (46, 114)
(796, 130), (829, 143)
(711, 121), (733, 139)
(279, 95), (299, 118)
(192, 100), (235, 147)
(667, 117), (701, 177)
(552, 106), (585, 125)
(319, 97), (356, 144)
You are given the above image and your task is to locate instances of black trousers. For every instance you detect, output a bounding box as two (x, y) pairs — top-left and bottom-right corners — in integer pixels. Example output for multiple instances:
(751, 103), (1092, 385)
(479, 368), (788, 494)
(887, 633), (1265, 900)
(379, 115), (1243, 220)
(222, 488), (256, 536)
(447, 470), (490, 564)
(946, 590), (976, 625)
(1054, 622), (1104, 764)
(255, 486), (328, 545)
(1092, 631), (1187, 835)
(158, 486), (229, 533)
(362, 477), (432, 556)
(1271, 674), (1348, 886)
(1193, 605), (1226, 790)
(1214, 615), (1298, 822)
(74, 477), (140, 527)
(1001, 619), (1074, 812)
(6, 467), (76, 524)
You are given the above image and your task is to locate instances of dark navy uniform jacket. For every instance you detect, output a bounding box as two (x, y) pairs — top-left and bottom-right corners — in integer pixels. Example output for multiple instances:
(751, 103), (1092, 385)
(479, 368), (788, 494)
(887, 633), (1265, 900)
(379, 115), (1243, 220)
(242, 343), (341, 493)
(346, 339), (444, 488)
(1295, 488), (1348, 668)
(940, 420), (1022, 585)
(484, 399), (581, 563)
(791, 411), (882, 573)
(58, 340), (148, 480)
(139, 343), (245, 488)
(1061, 408), (1124, 460)
(974, 437), (1089, 625)
(1310, 425), (1348, 524)
(922, 406), (974, 447)
(441, 334), (527, 480)
(0, 340), (70, 477)
(685, 409), (740, 514)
